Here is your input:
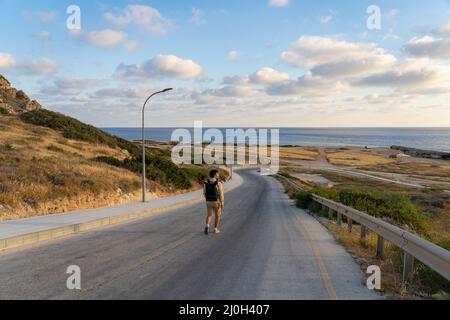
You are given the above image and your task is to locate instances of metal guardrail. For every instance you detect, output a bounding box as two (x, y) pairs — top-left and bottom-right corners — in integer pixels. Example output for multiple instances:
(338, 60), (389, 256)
(277, 174), (450, 282)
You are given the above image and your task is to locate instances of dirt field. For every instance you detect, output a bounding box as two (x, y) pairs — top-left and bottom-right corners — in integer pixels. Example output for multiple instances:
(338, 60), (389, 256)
(326, 151), (395, 166)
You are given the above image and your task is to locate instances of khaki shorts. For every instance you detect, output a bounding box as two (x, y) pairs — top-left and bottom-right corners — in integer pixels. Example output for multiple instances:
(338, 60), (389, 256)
(206, 201), (222, 217)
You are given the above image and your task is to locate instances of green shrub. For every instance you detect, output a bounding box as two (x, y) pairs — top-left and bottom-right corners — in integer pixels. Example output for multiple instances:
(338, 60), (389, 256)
(95, 156), (123, 167)
(0, 107), (9, 115)
(295, 187), (428, 235)
(415, 260), (450, 294)
(47, 144), (64, 153)
(295, 191), (312, 209)
(95, 153), (197, 190)
(2, 142), (13, 151)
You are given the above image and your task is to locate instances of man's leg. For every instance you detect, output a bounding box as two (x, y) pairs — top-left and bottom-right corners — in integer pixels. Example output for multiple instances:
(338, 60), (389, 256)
(205, 203), (213, 234)
(206, 209), (213, 226)
(214, 205), (222, 231)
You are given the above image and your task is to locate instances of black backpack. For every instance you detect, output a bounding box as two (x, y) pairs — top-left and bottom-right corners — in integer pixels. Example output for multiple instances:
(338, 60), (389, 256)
(204, 180), (219, 201)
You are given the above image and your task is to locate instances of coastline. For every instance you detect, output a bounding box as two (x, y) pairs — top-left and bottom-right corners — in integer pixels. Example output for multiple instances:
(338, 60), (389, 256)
(102, 127), (450, 153)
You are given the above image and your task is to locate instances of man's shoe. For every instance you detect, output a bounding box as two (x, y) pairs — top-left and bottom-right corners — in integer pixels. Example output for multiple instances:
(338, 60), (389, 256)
(204, 226), (209, 235)
(214, 228), (221, 234)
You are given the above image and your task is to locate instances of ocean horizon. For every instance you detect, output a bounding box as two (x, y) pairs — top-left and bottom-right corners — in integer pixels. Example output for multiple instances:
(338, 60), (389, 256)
(102, 127), (450, 153)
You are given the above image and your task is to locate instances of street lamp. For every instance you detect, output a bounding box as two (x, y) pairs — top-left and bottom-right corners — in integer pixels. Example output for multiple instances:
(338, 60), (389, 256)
(141, 88), (173, 202)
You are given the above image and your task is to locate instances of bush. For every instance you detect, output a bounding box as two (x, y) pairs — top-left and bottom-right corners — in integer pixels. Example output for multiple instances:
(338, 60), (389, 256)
(95, 153), (198, 190)
(295, 191), (312, 209)
(2, 142), (13, 151)
(95, 156), (123, 167)
(0, 107), (9, 115)
(47, 144), (64, 153)
(295, 187), (428, 235)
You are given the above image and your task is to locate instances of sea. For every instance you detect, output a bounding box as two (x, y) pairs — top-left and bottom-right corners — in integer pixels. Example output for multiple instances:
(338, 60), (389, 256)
(101, 128), (450, 153)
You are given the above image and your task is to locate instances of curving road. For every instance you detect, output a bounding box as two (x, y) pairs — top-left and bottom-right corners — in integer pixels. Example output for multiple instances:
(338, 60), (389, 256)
(0, 170), (378, 300)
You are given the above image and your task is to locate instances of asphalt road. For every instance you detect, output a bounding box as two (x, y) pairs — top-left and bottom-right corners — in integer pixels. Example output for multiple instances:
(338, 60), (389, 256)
(0, 170), (378, 300)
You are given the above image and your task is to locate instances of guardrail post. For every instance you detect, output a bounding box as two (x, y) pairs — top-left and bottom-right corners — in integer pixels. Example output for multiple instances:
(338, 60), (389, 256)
(328, 208), (334, 220)
(347, 218), (353, 232)
(376, 235), (384, 258)
(403, 252), (414, 283)
(337, 212), (342, 226)
(360, 225), (367, 239)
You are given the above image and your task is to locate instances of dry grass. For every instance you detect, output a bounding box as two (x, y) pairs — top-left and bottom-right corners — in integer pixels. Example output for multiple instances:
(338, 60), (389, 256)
(323, 221), (416, 298)
(327, 151), (395, 166)
(279, 147), (319, 161)
(0, 115), (146, 221)
(360, 161), (450, 180)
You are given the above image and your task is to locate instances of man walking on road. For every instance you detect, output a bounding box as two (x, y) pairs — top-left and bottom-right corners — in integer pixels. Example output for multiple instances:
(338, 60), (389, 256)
(204, 170), (224, 235)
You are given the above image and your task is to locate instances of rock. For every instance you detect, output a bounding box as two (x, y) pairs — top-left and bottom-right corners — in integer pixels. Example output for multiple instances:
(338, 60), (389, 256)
(0, 74), (42, 114)
(15, 90), (29, 101)
(0, 75), (11, 89)
(391, 145), (450, 161)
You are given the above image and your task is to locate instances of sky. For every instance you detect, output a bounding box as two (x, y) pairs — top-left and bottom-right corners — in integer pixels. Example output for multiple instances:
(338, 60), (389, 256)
(0, 0), (450, 128)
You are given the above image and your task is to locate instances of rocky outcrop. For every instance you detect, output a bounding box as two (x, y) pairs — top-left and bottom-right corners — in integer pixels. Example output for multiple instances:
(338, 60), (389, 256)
(0, 74), (42, 115)
(391, 145), (450, 161)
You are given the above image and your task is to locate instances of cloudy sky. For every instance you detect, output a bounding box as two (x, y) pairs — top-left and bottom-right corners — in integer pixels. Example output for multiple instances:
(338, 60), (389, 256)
(1, 0), (450, 127)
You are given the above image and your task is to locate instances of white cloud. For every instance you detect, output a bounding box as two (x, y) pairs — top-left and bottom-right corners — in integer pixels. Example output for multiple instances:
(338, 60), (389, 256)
(0, 53), (60, 75)
(18, 58), (61, 75)
(353, 58), (450, 94)
(383, 33), (400, 41)
(228, 51), (239, 61)
(22, 11), (57, 24)
(319, 15), (333, 24)
(282, 36), (396, 77)
(41, 78), (99, 95)
(125, 41), (139, 51)
(33, 31), (51, 40)
(222, 68), (290, 87)
(90, 87), (146, 99)
(104, 5), (173, 35)
(432, 21), (450, 37)
(385, 9), (399, 18)
(146, 55), (203, 79)
(190, 8), (206, 26)
(269, 0), (289, 8)
(404, 35), (450, 60)
(403, 21), (450, 60)
(203, 85), (259, 98)
(37, 11), (57, 23)
(0, 53), (16, 69)
(84, 29), (127, 49)
(115, 54), (203, 80)
(249, 67), (290, 84)
(222, 75), (250, 86)
(267, 73), (345, 95)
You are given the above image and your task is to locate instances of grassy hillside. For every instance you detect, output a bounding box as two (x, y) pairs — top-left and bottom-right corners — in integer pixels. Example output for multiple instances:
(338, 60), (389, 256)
(0, 109), (221, 221)
(20, 109), (139, 154)
(19, 109), (216, 190)
(0, 114), (142, 220)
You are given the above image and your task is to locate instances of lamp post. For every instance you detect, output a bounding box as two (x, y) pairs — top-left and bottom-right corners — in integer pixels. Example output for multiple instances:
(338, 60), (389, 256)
(142, 88), (173, 202)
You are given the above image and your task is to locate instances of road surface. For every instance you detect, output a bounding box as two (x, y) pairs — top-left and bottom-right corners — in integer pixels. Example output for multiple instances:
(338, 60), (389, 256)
(0, 170), (378, 300)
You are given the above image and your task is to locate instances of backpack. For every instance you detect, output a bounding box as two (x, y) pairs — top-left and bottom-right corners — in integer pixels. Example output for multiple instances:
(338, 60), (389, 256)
(204, 180), (219, 201)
